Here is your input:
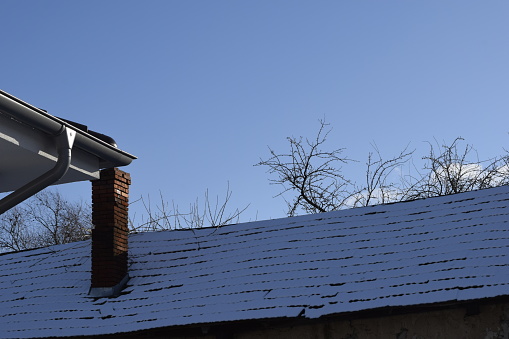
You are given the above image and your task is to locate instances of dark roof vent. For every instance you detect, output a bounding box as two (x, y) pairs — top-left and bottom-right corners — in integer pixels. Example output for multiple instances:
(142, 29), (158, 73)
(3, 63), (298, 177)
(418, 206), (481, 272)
(58, 118), (118, 148)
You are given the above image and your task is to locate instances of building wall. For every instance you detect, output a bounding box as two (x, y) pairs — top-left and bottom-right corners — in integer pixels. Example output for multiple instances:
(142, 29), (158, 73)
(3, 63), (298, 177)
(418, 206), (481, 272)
(237, 302), (509, 339)
(90, 301), (509, 339)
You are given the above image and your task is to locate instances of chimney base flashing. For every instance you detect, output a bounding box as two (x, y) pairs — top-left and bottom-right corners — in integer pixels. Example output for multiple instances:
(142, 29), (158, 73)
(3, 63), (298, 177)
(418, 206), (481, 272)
(88, 274), (129, 298)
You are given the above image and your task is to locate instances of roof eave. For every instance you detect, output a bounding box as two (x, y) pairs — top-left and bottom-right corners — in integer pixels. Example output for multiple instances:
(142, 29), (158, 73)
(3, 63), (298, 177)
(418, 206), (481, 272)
(0, 90), (136, 169)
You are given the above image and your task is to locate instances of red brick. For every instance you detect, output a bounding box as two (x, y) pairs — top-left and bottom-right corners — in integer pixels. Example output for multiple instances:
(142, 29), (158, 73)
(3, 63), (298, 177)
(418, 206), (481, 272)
(91, 168), (131, 289)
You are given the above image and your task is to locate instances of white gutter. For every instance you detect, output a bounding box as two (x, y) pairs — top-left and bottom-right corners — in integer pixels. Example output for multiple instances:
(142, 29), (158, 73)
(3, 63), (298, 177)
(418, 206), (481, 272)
(0, 90), (136, 168)
(0, 90), (136, 214)
(0, 126), (76, 214)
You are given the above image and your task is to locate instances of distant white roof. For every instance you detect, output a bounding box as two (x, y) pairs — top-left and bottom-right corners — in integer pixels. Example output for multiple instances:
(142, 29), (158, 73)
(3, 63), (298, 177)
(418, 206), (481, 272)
(1, 186), (509, 338)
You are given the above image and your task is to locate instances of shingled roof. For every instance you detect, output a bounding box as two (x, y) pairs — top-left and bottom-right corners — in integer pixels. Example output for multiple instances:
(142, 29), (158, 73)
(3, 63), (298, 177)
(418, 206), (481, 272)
(1, 185), (509, 338)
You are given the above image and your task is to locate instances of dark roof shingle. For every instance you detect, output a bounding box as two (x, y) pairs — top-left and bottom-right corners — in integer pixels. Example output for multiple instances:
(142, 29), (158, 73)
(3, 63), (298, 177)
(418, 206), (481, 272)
(1, 186), (508, 338)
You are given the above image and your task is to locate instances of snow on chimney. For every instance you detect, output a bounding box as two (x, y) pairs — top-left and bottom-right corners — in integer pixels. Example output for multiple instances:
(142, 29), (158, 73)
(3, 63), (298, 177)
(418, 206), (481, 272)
(89, 168), (131, 297)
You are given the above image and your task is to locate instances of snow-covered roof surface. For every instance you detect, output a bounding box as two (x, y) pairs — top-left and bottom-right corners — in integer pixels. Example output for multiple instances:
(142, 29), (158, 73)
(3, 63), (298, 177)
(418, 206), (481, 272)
(1, 186), (509, 338)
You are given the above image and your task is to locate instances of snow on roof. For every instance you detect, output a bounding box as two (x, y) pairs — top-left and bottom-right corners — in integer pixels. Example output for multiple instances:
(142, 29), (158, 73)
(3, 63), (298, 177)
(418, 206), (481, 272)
(1, 186), (509, 338)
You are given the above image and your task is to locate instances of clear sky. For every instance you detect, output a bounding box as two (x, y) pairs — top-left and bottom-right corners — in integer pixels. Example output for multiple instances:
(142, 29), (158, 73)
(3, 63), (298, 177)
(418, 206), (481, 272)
(2, 1), (508, 224)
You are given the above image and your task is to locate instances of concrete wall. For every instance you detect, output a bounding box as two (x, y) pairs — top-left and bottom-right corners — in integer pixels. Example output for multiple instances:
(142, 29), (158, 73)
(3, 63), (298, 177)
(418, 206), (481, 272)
(237, 302), (509, 339)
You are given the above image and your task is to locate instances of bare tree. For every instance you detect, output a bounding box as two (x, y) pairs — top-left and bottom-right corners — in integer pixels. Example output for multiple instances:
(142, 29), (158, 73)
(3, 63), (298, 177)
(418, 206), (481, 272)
(351, 144), (413, 207)
(402, 138), (509, 200)
(256, 120), (355, 216)
(0, 190), (92, 252)
(258, 121), (509, 216)
(130, 183), (249, 232)
(1, 182), (248, 252)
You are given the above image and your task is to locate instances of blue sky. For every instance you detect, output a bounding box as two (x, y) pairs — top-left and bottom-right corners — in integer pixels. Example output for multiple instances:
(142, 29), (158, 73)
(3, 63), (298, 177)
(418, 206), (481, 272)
(2, 1), (509, 223)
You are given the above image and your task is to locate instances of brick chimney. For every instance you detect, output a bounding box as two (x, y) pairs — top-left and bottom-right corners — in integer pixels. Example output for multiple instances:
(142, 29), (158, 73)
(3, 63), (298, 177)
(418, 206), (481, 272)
(89, 168), (131, 297)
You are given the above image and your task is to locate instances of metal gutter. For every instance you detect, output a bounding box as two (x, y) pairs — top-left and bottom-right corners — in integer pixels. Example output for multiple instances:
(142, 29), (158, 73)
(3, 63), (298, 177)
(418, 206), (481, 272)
(0, 90), (136, 168)
(0, 126), (76, 214)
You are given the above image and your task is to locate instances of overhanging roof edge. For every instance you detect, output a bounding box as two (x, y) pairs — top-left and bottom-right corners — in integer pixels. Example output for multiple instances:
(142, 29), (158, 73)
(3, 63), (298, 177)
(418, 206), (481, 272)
(0, 90), (136, 168)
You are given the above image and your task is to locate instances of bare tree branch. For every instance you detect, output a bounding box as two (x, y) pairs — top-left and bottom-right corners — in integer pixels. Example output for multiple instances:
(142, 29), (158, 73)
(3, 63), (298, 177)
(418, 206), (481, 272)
(257, 122), (509, 216)
(401, 138), (509, 200)
(0, 190), (91, 252)
(256, 119), (355, 216)
(130, 183), (249, 232)
(352, 144), (413, 207)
